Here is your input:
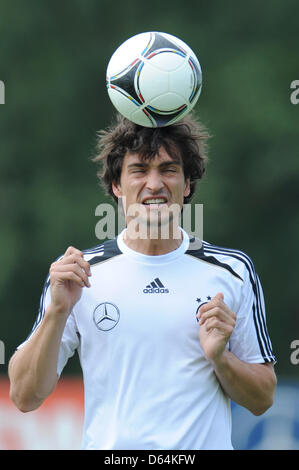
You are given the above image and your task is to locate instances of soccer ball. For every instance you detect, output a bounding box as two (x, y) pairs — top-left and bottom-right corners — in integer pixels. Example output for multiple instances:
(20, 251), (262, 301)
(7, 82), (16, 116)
(106, 31), (202, 127)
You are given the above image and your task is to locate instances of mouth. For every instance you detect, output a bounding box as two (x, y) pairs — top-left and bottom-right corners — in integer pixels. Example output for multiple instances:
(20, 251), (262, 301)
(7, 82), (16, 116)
(141, 197), (168, 207)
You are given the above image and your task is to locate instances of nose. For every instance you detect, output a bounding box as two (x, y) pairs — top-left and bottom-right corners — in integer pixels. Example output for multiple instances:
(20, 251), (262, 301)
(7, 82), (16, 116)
(145, 169), (164, 193)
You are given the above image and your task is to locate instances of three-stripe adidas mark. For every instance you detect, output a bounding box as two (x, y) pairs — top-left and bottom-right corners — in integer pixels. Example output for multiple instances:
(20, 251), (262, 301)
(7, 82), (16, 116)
(143, 278), (169, 294)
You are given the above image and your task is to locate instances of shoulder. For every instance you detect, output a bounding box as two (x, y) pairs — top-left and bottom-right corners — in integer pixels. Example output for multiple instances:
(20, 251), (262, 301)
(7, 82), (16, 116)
(186, 237), (258, 284)
(202, 240), (256, 269)
(82, 238), (123, 266)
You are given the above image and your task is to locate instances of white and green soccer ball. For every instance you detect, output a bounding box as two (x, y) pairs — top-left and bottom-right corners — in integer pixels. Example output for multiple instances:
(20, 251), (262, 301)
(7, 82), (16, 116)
(106, 31), (202, 127)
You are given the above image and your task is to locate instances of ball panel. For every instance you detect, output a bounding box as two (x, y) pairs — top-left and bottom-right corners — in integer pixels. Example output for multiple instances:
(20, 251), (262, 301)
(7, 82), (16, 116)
(131, 108), (155, 127)
(162, 32), (198, 61)
(109, 59), (143, 105)
(137, 63), (169, 103)
(107, 32), (151, 76)
(146, 51), (186, 72)
(145, 104), (188, 127)
(143, 32), (187, 60)
(107, 87), (140, 119)
(188, 56), (202, 103)
(168, 62), (196, 101)
(148, 93), (186, 112)
(164, 106), (191, 126)
(140, 31), (156, 57)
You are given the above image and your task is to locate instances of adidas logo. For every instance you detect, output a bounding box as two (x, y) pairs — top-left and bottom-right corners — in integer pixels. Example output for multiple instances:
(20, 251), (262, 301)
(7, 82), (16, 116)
(143, 278), (169, 294)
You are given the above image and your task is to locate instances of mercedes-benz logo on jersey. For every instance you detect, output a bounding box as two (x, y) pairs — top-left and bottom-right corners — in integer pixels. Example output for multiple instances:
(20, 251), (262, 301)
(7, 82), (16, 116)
(93, 302), (120, 331)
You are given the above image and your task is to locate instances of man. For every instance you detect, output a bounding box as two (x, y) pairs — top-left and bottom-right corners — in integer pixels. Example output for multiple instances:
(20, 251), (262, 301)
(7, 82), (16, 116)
(9, 113), (276, 450)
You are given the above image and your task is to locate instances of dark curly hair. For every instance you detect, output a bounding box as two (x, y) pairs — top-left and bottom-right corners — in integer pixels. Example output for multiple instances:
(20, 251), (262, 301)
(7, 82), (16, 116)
(92, 112), (209, 204)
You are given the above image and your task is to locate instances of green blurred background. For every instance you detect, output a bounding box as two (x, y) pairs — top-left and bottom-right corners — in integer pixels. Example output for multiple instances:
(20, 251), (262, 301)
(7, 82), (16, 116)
(0, 0), (298, 382)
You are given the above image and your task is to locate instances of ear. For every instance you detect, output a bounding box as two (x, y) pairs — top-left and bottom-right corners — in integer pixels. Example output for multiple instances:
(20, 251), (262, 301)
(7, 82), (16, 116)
(184, 178), (191, 198)
(112, 181), (122, 199)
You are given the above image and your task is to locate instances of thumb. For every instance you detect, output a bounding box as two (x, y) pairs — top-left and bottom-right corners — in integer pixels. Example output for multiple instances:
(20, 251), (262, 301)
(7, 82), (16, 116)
(214, 292), (224, 301)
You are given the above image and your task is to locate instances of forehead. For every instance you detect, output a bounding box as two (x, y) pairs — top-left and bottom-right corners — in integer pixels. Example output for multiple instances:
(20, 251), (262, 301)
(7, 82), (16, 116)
(123, 147), (182, 167)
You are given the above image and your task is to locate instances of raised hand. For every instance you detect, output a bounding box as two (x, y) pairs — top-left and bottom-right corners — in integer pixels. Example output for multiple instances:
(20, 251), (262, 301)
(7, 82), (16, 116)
(49, 246), (91, 316)
(196, 293), (236, 364)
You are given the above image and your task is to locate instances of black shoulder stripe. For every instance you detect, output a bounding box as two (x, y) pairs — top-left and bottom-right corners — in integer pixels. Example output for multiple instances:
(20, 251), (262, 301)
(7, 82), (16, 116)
(89, 238), (122, 266)
(27, 250), (67, 338)
(252, 303), (270, 363)
(82, 243), (105, 256)
(25, 275), (50, 341)
(186, 243), (243, 282)
(202, 242), (275, 362)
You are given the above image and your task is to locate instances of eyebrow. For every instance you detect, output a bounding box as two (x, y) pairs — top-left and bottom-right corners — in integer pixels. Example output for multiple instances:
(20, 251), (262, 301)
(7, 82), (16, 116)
(127, 159), (182, 169)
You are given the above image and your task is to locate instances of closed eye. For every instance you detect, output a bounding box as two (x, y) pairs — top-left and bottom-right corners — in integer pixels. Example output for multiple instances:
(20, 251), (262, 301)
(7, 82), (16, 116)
(161, 167), (179, 174)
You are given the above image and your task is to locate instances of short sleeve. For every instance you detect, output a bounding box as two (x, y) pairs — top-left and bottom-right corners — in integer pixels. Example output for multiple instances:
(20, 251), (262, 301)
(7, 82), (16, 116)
(56, 312), (80, 376)
(17, 274), (80, 376)
(228, 263), (276, 364)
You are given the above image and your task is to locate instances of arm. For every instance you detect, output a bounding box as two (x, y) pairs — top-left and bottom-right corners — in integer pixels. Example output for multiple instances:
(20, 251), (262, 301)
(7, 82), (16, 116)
(197, 293), (277, 416)
(210, 351), (276, 416)
(9, 307), (68, 412)
(9, 246), (91, 412)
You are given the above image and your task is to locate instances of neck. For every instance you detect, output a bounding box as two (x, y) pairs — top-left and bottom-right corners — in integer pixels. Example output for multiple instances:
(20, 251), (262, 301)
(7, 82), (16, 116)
(123, 225), (183, 255)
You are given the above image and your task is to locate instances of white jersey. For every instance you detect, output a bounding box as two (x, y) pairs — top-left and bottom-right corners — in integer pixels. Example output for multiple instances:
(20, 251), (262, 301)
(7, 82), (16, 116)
(21, 228), (276, 450)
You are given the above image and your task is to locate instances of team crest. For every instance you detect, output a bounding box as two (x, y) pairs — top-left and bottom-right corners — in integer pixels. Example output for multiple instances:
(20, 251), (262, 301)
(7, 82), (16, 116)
(195, 296), (212, 322)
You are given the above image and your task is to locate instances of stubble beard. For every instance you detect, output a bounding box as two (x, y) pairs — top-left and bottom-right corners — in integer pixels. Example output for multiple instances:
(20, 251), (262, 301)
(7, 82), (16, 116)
(125, 202), (182, 241)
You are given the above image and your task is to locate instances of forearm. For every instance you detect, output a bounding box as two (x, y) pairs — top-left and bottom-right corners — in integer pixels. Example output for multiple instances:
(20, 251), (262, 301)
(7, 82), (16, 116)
(211, 350), (277, 416)
(9, 306), (68, 412)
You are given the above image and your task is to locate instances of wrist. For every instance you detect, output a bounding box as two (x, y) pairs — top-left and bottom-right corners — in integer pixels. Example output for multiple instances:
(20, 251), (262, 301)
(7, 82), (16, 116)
(210, 349), (230, 371)
(45, 304), (71, 320)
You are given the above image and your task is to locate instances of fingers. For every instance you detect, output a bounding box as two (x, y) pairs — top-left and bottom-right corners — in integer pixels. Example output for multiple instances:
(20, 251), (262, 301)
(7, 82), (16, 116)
(196, 292), (236, 328)
(64, 246), (83, 257)
(50, 246), (91, 288)
(59, 254), (91, 275)
(203, 317), (235, 337)
(198, 306), (236, 327)
(50, 270), (88, 288)
(63, 246), (90, 270)
(199, 292), (224, 315)
(51, 263), (91, 287)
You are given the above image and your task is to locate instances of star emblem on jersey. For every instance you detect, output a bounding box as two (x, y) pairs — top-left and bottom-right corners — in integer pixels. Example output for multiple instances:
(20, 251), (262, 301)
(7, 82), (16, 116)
(143, 278), (169, 294)
(93, 302), (120, 331)
(195, 296), (212, 322)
